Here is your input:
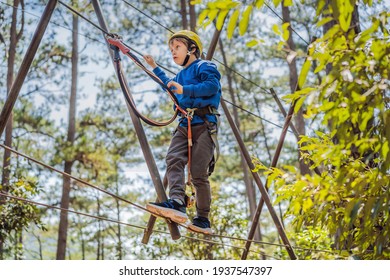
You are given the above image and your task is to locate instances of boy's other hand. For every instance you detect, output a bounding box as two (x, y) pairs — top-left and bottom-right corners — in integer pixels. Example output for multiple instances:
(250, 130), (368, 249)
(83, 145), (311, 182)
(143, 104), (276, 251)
(143, 55), (157, 69)
(167, 81), (183, 94)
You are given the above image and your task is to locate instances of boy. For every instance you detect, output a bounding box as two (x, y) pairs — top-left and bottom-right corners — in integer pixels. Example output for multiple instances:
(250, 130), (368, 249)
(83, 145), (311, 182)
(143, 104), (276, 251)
(144, 30), (221, 234)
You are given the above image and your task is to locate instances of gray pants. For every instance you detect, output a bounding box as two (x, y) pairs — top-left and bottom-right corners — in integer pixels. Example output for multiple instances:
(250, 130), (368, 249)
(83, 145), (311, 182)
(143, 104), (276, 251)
(166, 123), (215, 218)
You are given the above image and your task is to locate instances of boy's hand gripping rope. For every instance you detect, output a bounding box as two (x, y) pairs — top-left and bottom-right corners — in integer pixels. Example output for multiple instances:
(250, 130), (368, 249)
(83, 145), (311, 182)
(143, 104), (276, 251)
(106, 34), (196, 207)
(105, 34), (179, 126)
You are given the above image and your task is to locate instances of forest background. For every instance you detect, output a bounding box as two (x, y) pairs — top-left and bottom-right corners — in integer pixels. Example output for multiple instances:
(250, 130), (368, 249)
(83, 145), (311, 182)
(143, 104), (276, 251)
(0, 0), (389, 260)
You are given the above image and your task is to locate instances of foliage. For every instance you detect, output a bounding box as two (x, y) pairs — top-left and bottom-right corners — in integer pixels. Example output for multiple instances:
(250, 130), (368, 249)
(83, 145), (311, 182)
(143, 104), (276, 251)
(197, 0), (390, 259)
(254, 4), (389, 259)
(142, 184), (251, 260)
(2, 0), (388, 260)
(0, 178), (46, 258)
(275, 226), (343, 260)
(197, 0), (252, 38)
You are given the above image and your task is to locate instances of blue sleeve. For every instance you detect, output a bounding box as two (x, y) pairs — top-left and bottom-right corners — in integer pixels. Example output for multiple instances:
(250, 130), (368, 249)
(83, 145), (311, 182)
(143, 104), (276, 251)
(153, 67), (172, 86)
(182, 62), (221, 98)
(153, 67), (177, 112)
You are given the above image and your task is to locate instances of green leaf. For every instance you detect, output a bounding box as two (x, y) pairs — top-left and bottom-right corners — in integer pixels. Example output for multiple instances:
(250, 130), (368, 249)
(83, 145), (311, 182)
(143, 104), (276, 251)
(339, 13), (351, 32)
(313, 52), (331, 73)
(381, 141), (389, 159)
(283, 87), (315, 103)
(282, 22), (290, 41)
(302, 198), (313, 212)
(255, 0), (264, 9)
(246, 39), (259, 47)
(319, 101), (335, 112)
(322, 24), (340, 41)
(226, 1), (240, 9)
(292, 200), (301, 215)
(197, 9), (209, 26)
(316, 17), (334, 28)
(316, 0), (326, 17)
(294, 96), (306, 114)
(239, 5), (253, 36)
(273, 0), (282, 7)
(227, 9), (240, 39)
(272, 24), (281, 36)
(337, 0), (354, 32)
(358, 110), (373, 131)
(216, 9), (229, 30)
(207, 9), (219, 23)
(356, 19), (379, 46)
(209, 0), (238, 9)
(298, 58), (312, 89)
(371, 39), (386, 60)
(283, 0), (293, 6)
(267, 167), (282, 183)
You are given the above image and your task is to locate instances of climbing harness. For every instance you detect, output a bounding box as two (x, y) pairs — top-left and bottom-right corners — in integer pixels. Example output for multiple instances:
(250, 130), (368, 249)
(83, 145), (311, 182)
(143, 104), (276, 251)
(106, 34), (219, 208)
(179, 106), (220, 176)
(182, 106), (221, 207)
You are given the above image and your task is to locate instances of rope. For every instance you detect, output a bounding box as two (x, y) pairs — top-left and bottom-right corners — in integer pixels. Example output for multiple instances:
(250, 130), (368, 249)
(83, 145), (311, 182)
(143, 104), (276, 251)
(119, 0), (296, 133)
(223, 99), (288, 131)
(0, 192), (279, 260)
(121, 0), (174, 33)
(120, 0), (309, 47)
(113, 48), (179, 126)
(58, 0), (110, 36)
(0, 1), (292, 133)
(263, 1), (310, 46)
(1, 1), (341, 259)
(59, 0), (192, 128)
(120, 0), (274, 94)
(0, 143), (343, 257)
(0, 143), (153, 215)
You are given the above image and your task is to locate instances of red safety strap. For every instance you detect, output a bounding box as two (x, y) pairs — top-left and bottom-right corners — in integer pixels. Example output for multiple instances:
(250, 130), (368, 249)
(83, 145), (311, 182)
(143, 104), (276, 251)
(107, 34), (196, 206)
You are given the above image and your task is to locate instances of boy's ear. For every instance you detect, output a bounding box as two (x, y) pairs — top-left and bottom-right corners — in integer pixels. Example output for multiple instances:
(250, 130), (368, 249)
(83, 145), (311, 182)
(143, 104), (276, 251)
(189, 44), (196, 52)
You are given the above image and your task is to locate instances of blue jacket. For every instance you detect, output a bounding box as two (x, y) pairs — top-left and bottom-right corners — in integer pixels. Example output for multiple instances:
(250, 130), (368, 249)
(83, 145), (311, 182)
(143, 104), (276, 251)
(153, 59), (222, 126)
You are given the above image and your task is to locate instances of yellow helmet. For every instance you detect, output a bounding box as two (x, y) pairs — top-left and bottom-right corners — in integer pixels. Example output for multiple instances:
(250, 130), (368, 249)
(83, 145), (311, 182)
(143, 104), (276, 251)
(168, 30), (203, 54)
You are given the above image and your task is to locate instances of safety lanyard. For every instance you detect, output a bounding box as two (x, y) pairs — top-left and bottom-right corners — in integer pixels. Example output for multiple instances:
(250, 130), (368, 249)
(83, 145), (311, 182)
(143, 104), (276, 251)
(107, 34), (195, 203)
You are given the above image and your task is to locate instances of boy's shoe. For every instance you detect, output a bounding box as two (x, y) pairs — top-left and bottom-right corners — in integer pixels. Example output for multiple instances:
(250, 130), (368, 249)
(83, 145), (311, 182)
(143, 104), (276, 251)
(188, 216), (212, 234)
(146, 199), (188, 224)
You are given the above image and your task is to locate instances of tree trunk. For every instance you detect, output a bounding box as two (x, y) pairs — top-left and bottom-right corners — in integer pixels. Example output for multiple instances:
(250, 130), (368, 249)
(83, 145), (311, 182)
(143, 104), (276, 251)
(180, 0), (188, 30)
(323, 1), (362, 250)
(351, 5), (361, 34)
(101, 236), (105, 260)
(188, 0), (196, 31)
(323, 1), (337, 75)
(1, 0), (24, 260)
(13, 232), (17, 259)
(76, 220), (85, 260)
(218, 39), (261, 242)
(56, 4), (79, 259)
(2, 0), (21, 190)
(37, 235), (43, 260)
(282, 1), (311, 175)
(96, 196), (101, 260)
(115, 180), (123, 260)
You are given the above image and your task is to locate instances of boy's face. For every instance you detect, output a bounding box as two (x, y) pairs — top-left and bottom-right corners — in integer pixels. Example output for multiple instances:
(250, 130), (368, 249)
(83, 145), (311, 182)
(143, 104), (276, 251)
(169, 39), (189, 66)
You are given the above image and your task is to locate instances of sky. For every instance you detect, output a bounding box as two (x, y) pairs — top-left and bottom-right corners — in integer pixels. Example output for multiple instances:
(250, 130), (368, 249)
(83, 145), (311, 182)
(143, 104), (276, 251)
(0, 1), (302, 199)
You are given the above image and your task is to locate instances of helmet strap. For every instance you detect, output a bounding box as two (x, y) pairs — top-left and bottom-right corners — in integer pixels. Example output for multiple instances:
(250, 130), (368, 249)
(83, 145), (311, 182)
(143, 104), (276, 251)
(181, 50), (192, 66)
